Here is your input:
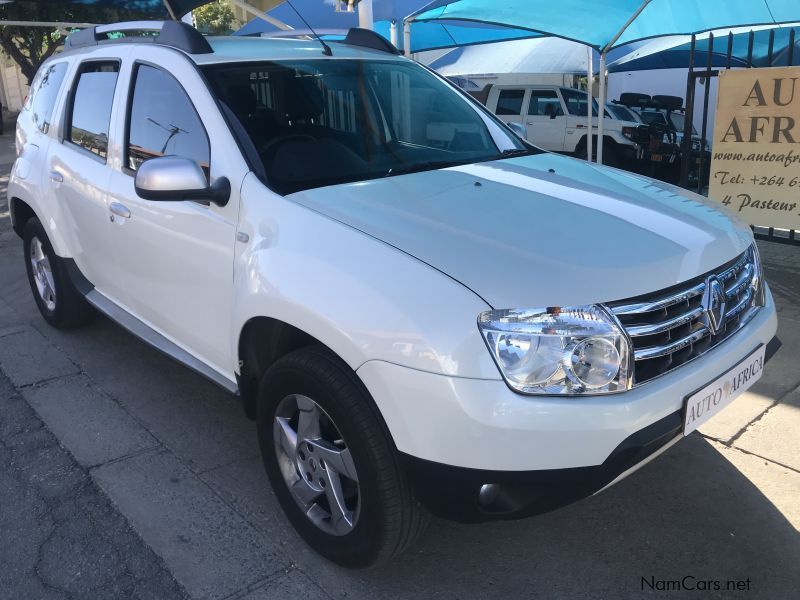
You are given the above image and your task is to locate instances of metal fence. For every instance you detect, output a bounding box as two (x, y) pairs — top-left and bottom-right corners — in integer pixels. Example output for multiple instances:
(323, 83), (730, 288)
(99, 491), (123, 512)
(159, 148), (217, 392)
(680, 28), (799, 245)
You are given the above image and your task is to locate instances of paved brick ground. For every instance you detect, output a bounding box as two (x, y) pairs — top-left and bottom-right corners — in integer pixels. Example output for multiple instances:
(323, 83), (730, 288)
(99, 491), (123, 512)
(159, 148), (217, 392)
(0, 371), (187, 600)
(2, 128), (799, 599)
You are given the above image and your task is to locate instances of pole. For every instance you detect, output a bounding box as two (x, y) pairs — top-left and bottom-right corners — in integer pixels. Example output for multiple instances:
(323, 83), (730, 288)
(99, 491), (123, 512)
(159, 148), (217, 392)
(403, 19), (412, 57)
(597, 52), (606, 164)
(390, 19), (397, 46)
(679, 34), (696, 187)
(597, 0), (653, 163)
(229, 0), (294, 31)
(586, 46), (593, 163)
(358, 0), (374, 30)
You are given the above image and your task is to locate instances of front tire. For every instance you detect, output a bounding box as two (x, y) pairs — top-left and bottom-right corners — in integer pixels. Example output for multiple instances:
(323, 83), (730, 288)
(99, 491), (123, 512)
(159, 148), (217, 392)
(23, 218), (95, 329)
(257, 346), (428, 568)
(576, 140), (619, 167)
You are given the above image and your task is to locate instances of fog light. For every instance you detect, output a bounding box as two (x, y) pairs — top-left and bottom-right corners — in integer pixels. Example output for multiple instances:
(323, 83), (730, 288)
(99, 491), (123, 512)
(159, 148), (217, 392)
(478, 483), (501, 506)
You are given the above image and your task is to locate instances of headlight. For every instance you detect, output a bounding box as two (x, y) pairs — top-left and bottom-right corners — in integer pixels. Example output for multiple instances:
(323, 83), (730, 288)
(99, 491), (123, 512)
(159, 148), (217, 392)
(750, 243), (765, 306)
(622, 126), (636, 140)
(478, 305), (632, 395)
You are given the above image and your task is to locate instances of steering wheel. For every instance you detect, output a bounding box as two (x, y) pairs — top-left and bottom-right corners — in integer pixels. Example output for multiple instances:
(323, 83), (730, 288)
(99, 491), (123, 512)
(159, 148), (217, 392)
(260, 134), (316, 158)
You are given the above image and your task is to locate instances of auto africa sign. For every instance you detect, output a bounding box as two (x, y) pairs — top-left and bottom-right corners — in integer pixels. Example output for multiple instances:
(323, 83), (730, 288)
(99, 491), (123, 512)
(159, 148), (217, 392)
(709, 67), (800, 230)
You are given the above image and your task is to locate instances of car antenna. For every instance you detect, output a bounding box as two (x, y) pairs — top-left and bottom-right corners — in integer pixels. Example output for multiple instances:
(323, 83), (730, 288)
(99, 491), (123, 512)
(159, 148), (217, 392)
(285, 0), (333, 56)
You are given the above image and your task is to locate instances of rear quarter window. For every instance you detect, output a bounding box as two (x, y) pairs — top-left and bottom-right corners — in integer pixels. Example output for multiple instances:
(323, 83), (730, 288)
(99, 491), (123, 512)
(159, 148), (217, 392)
(28, 61), (69, 134)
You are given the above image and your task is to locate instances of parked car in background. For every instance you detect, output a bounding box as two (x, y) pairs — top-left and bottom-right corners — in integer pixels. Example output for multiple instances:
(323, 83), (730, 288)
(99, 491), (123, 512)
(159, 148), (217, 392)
(606, 101), (643, 123)
(615, 93), (711, 186)
(482, 84), (646, 167)
(9, 21), (777, 569)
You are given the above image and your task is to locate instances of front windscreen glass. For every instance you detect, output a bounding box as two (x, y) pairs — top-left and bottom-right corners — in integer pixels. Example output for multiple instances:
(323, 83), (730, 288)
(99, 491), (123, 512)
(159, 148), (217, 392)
(203, 59), (532, 195)
(668, 112), (698, 135)
(608, 104), (638, 122)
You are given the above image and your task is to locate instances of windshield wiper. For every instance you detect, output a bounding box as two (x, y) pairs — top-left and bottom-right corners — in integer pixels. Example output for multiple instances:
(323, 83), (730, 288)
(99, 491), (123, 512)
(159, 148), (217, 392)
(500, 148), (536, 157)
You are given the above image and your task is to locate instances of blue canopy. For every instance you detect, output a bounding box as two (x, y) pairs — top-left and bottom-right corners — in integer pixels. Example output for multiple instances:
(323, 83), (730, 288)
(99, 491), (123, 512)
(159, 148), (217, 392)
(411, 0), (800, 50)
(609, 24), (800, 72)
(234, 0), (540, 53)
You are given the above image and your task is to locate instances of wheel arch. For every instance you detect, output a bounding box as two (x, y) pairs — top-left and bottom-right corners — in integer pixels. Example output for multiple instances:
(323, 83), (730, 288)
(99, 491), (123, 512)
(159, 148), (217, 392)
(9, 196), (37, 238)
(237, 316), (336, 420)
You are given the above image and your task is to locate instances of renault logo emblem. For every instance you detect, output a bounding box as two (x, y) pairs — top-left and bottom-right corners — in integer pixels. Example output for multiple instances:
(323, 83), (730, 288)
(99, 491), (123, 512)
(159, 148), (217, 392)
(703, 276), (726, 335)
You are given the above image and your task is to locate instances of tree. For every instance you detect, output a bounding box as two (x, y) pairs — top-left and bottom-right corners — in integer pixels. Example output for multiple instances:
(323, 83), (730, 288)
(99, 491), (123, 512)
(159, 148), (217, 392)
(0, 2), (161, 84)
(192, 0), (234, 35)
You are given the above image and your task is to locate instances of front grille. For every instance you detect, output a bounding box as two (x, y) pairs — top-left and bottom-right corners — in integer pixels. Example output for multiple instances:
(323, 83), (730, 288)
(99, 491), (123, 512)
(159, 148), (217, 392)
(608, 247), (761, 385)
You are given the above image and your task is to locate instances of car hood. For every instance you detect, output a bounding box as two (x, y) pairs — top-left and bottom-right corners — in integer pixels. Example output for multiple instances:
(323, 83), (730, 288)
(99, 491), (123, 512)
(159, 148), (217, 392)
(288, 154), (752, 309)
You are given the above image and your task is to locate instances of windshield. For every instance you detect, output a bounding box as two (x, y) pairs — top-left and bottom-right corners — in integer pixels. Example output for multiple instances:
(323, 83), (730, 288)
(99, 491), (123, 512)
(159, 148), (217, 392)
(560, 88), (598, 116)
(668, 112), (698, 135)
(639, 111), (668, 126)
(608, 104), (638, 122)
(639, 110), (698, 134)
(203, 59), (530, 195)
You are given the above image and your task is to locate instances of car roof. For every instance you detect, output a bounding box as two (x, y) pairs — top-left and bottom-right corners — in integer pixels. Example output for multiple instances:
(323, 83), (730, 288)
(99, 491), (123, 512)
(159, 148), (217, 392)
(192, 36), (408, 65)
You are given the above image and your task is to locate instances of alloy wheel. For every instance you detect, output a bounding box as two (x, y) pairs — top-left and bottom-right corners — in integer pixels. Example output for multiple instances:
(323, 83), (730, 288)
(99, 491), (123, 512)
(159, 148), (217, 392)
(29, 236), (56, 311)
(273, 394), (360, 536)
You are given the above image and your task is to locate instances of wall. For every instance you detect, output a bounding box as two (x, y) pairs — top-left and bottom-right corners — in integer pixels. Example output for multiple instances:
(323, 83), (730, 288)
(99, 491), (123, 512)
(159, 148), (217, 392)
(0, 53), (28, 113)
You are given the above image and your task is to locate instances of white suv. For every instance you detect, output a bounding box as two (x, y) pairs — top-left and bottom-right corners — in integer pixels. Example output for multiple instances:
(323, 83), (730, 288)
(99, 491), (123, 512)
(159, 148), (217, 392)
(9, 22), (777, 568)
(484, 84), (643, 165)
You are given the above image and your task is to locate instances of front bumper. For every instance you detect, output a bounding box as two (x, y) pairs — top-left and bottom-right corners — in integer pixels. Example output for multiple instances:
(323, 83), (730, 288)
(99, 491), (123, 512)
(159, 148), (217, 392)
(400, 409), (683, 522)
(357, 286), (777, 520)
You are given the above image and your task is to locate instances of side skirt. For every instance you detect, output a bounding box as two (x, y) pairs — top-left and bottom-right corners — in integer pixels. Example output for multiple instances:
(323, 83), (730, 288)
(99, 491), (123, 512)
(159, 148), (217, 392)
(65, 258), (238, 395)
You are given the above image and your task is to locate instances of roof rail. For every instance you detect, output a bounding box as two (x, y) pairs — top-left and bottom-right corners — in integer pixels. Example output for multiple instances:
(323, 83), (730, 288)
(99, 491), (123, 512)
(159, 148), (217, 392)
(64, 21), (212, 55)
(335, 27), (401, 55)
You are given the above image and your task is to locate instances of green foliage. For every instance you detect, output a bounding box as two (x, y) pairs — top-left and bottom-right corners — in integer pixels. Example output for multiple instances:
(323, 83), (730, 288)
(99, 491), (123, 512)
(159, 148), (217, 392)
(192, 0), (234, 35)
(0, 1), (160, 84)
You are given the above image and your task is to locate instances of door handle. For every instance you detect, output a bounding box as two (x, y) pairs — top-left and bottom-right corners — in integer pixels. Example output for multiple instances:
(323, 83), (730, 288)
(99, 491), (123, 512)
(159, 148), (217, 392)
(49, 171), (63, 183)
(110, 202), (131, 219)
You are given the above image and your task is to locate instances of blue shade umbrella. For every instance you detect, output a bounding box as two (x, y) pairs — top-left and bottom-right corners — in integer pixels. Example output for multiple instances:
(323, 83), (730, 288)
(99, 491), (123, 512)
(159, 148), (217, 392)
(609, 24), (800, 72)
(233, 0), (540, 53)
(409, 0), (800, 163)
(410, 0), (800, 50)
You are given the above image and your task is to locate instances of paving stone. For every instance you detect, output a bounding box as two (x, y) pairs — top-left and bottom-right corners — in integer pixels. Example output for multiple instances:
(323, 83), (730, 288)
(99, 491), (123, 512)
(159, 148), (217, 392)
(0, 326), (79, 387)
(34, 316), (260, 474)
(92, 448), (287, 600)
(733, 390), (800, 472)
(708, 438), (800, 529)
(23, 374), (159, 467)
(0, 370), (186, 600)
(0, 297), (24, 332)
(698, 390), (775, 443)
(239, 569), (331, 600)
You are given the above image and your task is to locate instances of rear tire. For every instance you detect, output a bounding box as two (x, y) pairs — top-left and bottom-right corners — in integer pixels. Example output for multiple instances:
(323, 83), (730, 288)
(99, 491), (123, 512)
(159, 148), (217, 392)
(23, 218), (95, 329)
(256, 346), (429, 568)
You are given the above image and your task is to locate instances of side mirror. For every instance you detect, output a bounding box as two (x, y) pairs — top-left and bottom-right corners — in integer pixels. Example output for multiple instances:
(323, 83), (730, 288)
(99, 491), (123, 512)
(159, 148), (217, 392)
(506, 121), (527, 140)
(549, 111), (558, 120)
(134, 156), (230, 207)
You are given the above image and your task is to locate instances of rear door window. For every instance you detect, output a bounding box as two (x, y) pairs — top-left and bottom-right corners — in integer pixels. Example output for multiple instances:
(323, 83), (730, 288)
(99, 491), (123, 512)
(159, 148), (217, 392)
(28, 61), (69, 134)
(67, 61), (120, 160)
(496, 89), (525, 115)
(528, 90), (561, 116)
